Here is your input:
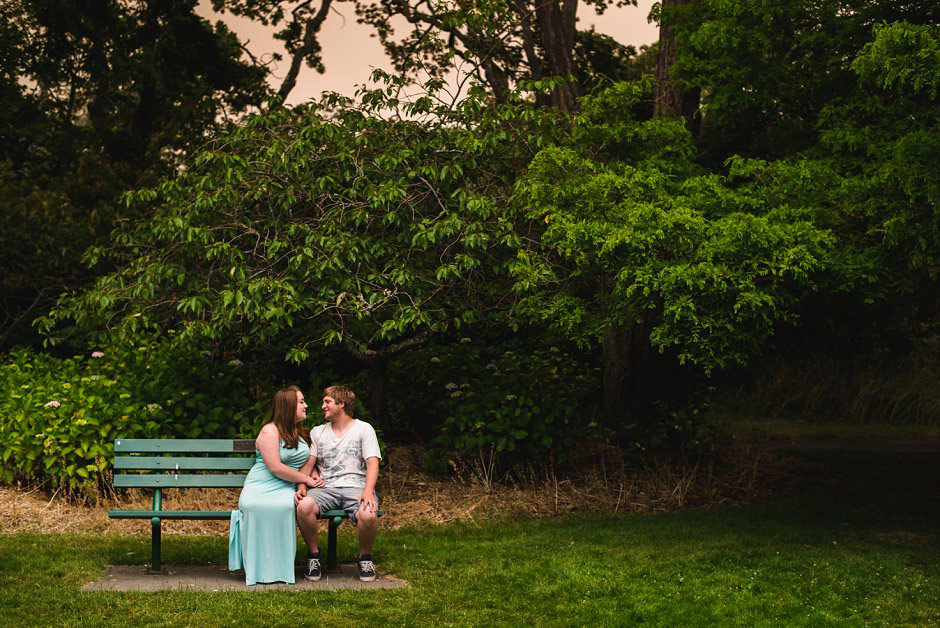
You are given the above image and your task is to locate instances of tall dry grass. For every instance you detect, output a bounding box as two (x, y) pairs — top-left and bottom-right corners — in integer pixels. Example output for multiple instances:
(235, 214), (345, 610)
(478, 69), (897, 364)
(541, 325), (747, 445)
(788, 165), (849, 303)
(0, 444), (781, 536)
(722, 355), (940, 424)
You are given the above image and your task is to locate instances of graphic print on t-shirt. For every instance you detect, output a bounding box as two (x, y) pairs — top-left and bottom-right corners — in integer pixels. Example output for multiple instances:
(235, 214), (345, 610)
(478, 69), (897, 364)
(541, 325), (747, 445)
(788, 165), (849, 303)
(318, 442), (366, 487)
(311, 420), (382, 488)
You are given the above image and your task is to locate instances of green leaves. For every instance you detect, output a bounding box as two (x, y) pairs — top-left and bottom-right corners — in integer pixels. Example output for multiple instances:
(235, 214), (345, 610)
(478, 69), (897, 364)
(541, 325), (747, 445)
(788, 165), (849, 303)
(512, 85), (846, 373)
(853, 22), (940, 100)
(0, 338), (261, 494)
(45, 76), (564, 363)
(427, 341), (600, 462)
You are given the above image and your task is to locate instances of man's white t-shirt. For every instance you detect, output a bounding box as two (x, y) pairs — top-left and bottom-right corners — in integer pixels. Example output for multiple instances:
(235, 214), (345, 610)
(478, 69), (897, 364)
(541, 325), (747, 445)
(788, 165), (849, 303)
(309, 419), (382, 488)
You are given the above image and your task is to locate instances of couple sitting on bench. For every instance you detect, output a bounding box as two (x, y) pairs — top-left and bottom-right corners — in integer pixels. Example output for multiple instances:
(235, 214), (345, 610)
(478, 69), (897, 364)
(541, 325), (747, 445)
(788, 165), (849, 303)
(228, 384), (381, 585)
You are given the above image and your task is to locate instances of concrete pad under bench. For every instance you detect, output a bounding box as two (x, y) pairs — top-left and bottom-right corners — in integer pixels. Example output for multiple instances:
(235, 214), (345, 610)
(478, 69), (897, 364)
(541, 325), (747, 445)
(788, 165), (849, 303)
(82, 564), (408, 592)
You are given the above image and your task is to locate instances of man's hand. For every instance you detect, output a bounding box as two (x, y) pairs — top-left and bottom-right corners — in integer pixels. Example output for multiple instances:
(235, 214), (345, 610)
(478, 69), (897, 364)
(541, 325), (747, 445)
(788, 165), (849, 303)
(305, 472), (324, 489)
(294, 484), (307, 506)
(357, 490), (378, 514)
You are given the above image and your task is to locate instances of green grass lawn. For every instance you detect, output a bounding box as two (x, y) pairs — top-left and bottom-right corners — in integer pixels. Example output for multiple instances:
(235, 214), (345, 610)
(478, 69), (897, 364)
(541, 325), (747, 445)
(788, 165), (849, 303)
(1, 452), (938, 626)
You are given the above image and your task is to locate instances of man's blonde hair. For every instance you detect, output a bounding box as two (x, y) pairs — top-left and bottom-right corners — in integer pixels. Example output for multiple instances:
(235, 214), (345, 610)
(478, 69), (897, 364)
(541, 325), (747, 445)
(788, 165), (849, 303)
(323, 384), (356, 416)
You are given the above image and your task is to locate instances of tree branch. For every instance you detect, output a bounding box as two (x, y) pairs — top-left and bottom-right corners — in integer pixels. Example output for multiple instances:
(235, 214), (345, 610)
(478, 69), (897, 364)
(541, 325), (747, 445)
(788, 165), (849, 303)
(277, 0), (334, 102)
(341, 329), (433, 363)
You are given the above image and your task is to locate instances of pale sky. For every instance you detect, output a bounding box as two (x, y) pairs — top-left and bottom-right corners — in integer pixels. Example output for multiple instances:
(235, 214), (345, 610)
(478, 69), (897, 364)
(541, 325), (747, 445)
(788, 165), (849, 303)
(197, 0), (659, 106)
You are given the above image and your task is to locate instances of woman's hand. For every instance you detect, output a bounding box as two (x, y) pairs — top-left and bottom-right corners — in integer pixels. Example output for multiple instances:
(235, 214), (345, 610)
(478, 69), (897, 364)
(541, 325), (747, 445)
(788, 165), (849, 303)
(304, 474), (324, 489)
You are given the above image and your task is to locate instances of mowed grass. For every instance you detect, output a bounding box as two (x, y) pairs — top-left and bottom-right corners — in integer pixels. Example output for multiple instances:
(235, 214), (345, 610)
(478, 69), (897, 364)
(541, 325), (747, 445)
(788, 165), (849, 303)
(1, 452), (938, 627)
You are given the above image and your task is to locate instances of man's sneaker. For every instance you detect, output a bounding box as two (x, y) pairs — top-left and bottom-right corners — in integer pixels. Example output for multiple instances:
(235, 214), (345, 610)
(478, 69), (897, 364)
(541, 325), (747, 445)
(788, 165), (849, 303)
(304, 554), (322, 581)
(357, 554), (376, 582)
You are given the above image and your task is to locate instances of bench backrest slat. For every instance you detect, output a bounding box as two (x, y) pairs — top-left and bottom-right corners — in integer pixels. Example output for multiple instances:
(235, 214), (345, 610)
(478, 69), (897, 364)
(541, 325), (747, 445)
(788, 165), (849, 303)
(114, 456), (256, 471)
(114, 475), (247, 488)
(114, 439), (256, 453)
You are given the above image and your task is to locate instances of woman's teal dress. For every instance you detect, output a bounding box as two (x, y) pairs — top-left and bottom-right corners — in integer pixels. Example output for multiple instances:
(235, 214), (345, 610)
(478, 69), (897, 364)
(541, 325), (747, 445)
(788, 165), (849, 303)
(228, 440), (310, 585)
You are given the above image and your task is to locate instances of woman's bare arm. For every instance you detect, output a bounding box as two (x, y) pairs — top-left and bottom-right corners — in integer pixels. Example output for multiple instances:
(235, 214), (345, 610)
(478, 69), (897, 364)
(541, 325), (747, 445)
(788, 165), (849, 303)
(257, 424), (318, 486)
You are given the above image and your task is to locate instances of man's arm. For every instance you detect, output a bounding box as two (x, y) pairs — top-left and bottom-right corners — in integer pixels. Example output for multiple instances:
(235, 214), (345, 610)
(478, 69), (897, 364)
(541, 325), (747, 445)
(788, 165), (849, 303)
(357, 456), (380, 513)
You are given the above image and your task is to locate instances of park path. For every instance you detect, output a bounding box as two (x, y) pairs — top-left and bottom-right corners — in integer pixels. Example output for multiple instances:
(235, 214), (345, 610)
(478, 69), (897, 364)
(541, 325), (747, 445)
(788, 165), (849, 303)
(744, 437), (940, 453)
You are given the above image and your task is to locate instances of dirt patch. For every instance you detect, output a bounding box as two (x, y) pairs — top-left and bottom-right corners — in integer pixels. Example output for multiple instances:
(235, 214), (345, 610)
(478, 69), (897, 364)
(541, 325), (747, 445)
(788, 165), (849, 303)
(0, 445), (785, 536)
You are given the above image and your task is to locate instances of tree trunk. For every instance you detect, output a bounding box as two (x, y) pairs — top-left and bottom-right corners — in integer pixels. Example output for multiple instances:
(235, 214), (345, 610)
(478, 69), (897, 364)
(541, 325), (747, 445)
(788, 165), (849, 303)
(533, 0), (581, 110)
(602, 315), (694, 429)
(341, 331), (432, 431)
(513, 0), (551, 108)
(367, 357), (390, 431)
(654, 0), (700, 131)
(602, 319), (658, 428)
(601, 1), (699, 431)
(482, 59), (512, 104)
(602, 323), (634, 426)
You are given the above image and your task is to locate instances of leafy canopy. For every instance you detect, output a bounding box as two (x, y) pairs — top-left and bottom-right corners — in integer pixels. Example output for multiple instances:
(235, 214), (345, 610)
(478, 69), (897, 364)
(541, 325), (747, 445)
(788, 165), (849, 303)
(510, 82), (862, 371)
(42, 76), (566, 361)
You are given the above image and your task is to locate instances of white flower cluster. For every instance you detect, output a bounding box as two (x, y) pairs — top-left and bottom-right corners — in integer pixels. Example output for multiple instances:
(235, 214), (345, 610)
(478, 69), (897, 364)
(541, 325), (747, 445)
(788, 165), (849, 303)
(44, 400), (61, 409)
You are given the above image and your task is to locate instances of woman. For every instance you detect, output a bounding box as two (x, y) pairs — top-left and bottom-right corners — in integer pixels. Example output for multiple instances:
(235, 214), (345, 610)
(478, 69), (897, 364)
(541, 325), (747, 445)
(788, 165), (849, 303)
(228, 385), (323, 585)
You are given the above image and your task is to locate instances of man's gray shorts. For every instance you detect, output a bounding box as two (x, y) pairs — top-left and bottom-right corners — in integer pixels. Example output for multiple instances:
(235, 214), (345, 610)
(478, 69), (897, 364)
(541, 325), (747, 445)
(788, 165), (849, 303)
(304, 487), (380, 523)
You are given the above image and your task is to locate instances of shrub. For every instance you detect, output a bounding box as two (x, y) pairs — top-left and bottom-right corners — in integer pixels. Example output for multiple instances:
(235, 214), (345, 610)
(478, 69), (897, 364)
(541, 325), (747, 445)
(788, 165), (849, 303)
(627, 393), (719, 454)
(390, 337), (601, 466)
(0, 336), (262, 493)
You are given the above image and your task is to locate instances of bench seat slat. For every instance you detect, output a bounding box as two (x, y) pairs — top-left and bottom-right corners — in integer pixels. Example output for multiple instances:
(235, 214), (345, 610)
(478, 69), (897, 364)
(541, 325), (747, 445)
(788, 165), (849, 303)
(109, 510), (233, 520)
(114, 456), (255, 471)
(114, 439), (256, 453)
(114, 474), (246, 488)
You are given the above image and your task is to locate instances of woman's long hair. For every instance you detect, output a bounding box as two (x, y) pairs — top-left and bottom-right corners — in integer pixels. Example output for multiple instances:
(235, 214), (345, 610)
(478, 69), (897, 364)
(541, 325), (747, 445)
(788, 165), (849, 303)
(268, 385), (310, 449)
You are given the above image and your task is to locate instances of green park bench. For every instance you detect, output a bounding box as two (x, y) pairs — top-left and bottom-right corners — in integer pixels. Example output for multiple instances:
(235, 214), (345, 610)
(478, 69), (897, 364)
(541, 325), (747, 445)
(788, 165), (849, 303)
(108, 438), (380, 574)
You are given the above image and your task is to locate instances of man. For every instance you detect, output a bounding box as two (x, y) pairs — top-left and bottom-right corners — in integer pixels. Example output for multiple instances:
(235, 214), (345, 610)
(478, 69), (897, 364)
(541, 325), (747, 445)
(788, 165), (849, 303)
(295, 385), (382, 582)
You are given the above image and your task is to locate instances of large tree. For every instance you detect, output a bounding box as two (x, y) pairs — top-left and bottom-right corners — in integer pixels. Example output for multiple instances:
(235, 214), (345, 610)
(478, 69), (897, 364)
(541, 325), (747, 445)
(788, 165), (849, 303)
(0, 0), (272, 349)
(671, 0), (939, 162)
(510, 82), (853, 426)
(41, 78), (566, 427)
(512, 20), (940, 428)
(356, 0), (639, 109)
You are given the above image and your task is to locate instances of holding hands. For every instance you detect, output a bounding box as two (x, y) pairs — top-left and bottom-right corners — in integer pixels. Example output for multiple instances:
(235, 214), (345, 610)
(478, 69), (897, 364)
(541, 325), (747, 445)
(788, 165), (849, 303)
(294, 470), (322, 506)
(306, 470), (324, 488)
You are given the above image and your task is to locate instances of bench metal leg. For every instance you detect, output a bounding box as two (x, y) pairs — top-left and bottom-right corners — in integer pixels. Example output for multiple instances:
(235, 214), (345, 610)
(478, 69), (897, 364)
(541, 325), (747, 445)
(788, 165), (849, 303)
(150, 517), (162, 573)
(148, 488), (166, 574)
(327, 516), (342, 571)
